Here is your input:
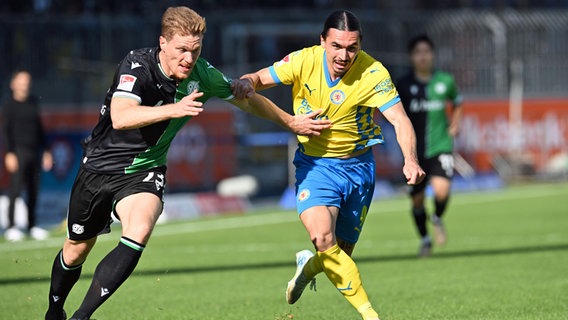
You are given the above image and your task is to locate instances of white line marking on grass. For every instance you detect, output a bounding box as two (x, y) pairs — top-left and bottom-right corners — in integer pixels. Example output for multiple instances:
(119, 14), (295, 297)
(0, 184), (565, 253)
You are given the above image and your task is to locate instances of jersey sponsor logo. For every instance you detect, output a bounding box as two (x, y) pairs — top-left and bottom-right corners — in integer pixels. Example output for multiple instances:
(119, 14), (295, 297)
(330, 89), (346, 104)
(72, 224), (84, 235)
(131, 61), (142, 69)
(374, 79), (395, 95)
(409, 99), (445, 112)
(298, 189), (310, 202)
(186, 81), (200, 93)
(117, 74), (137, 92)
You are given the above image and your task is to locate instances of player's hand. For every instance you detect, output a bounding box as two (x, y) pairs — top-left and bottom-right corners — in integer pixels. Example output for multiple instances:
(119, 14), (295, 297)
(42, 151), (53, 171)
(170, 90), (204, 118)
(403, 159), (426, 185)
(4, 152), (18, 173)
(290, 109), (332, 136)
(231, 78), (255, 100)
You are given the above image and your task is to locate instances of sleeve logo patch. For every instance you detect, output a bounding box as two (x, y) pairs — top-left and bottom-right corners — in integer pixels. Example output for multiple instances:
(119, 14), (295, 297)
(117, 74), (137, 92)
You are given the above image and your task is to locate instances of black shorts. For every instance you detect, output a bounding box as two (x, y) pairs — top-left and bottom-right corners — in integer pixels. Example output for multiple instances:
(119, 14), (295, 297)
(67, 166), (166, 240)
(410, 153), (454, 196)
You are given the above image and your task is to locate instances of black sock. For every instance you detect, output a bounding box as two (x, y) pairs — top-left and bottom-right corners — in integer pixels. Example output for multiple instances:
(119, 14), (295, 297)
(45, 250), (83, 320)
(434, 198), (449, 219)
(412, 207), (428, 238)
(71, 237), (144, 319)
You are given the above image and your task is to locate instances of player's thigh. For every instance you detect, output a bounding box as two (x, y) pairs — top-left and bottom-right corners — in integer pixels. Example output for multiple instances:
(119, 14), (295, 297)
(115, 192), (163, 245)
(113, 169), (166, 244)
(67, 168), (114, 241)
(429, 153), (454, 200)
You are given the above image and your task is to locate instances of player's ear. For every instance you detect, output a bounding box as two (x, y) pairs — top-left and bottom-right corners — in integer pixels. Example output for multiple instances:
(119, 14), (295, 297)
(159, 36), (167, 50)
(320, 35), (325, 47)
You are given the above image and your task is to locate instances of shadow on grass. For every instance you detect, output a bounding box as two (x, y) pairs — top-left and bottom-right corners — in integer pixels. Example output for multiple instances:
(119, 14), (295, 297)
(2, 243), (567, 286)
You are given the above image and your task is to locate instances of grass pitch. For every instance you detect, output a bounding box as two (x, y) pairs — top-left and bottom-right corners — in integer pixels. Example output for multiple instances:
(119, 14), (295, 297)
(1, 182), (567, 319)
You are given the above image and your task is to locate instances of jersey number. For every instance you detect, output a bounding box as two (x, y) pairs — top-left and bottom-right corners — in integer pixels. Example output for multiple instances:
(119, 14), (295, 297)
(143, 172), (165, 191)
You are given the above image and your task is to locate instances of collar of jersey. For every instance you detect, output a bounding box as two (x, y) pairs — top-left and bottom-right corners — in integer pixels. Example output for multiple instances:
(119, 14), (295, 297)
(157, 63), (175, 82)
(323, 51), (341, 88)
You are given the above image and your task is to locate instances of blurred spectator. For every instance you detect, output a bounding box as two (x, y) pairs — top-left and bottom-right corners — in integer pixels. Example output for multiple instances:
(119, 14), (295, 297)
(1, 69), (53, 241)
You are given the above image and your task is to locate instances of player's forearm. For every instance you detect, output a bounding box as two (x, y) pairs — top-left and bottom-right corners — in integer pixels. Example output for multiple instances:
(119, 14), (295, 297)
(394, 117), (420, 164)
(451, 105), (463, 127)
(111, 104), (176, 130)
(240, 68), (276, 92)
(235, 93), (293, 130)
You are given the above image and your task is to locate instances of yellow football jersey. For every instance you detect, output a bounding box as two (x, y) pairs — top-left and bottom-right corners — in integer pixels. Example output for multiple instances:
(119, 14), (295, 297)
(269, 45), (400, 157)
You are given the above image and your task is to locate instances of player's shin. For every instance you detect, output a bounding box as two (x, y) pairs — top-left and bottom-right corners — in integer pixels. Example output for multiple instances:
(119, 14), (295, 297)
(318, 244), (379, 319)
(71, 237), (144, 319)
(45, 250), (83, 320)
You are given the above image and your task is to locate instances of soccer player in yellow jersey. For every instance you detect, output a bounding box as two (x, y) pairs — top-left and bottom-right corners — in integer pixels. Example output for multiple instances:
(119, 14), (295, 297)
(234, 10), (425, 320)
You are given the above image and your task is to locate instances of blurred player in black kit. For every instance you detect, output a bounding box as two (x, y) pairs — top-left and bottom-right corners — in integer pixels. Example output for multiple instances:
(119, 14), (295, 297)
(2, 69), (53, 242)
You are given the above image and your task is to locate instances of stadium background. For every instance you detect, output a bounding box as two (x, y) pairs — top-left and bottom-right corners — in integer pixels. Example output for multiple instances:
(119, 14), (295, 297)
(0, 0), (567, 226)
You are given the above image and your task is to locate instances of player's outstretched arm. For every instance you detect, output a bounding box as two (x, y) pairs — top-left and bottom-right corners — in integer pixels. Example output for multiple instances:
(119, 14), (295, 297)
(382, 102), (426, 185)
(229, 93), (332, 136)
(111, 90), (204, 130)
(232, 68), (277, 99)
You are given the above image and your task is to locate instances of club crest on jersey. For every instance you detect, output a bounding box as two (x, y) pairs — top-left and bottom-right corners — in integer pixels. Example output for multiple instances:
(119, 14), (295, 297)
(435, 82), (447, 94)
(298, 189), (310, 202)
(330, 90), (346, 104)
(186, 81), (200, 93)
(117, 74), (137, 92)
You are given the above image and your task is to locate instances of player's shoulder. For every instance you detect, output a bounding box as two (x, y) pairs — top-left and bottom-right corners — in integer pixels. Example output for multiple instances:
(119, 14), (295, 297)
(125, 47), (157, 64)
(356, 50), (390, 79)
(286, 45), (321, 62)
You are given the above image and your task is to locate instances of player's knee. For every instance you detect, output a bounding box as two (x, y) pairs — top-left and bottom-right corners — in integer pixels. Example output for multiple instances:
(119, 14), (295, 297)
(310, 231), (335, 252)
(63, 238), (95, 265)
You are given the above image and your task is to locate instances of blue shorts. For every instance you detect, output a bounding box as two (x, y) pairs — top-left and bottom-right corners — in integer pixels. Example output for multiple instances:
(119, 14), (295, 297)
(294, 149), (376, 244)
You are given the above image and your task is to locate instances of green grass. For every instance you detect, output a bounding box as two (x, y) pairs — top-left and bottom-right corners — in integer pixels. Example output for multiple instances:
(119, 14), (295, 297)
(1, 182), (567, 319)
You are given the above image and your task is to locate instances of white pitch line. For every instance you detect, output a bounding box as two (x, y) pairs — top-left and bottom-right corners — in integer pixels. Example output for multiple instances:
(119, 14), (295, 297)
(0, 185), (565, 253)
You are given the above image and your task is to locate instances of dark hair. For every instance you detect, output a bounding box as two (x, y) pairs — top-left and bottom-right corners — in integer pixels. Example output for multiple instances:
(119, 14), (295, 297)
(11, 68), (31, 80)
(321, 10), (363, 40)
(408, 34), (434, 53)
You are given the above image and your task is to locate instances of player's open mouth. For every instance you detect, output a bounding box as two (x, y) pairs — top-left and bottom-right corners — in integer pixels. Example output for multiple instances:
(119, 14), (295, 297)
(334, 60), (349, 69)
(179, 65), (192, 73)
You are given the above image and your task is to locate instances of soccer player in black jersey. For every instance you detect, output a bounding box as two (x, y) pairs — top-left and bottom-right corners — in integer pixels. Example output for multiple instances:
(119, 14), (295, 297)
(396, 34), (463, 257)
(44, 7), (331, 320)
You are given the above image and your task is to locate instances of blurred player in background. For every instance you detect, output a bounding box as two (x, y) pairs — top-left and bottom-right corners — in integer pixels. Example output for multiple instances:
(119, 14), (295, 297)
(234, 10), (424, 320)
(396, 34), (463, 257)
(44, 6), (330, 320)
(2, 69), (53, 242)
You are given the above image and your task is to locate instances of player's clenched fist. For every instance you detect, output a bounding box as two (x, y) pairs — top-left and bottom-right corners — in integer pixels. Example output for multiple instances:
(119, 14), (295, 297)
(169, 90), (204, 118)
